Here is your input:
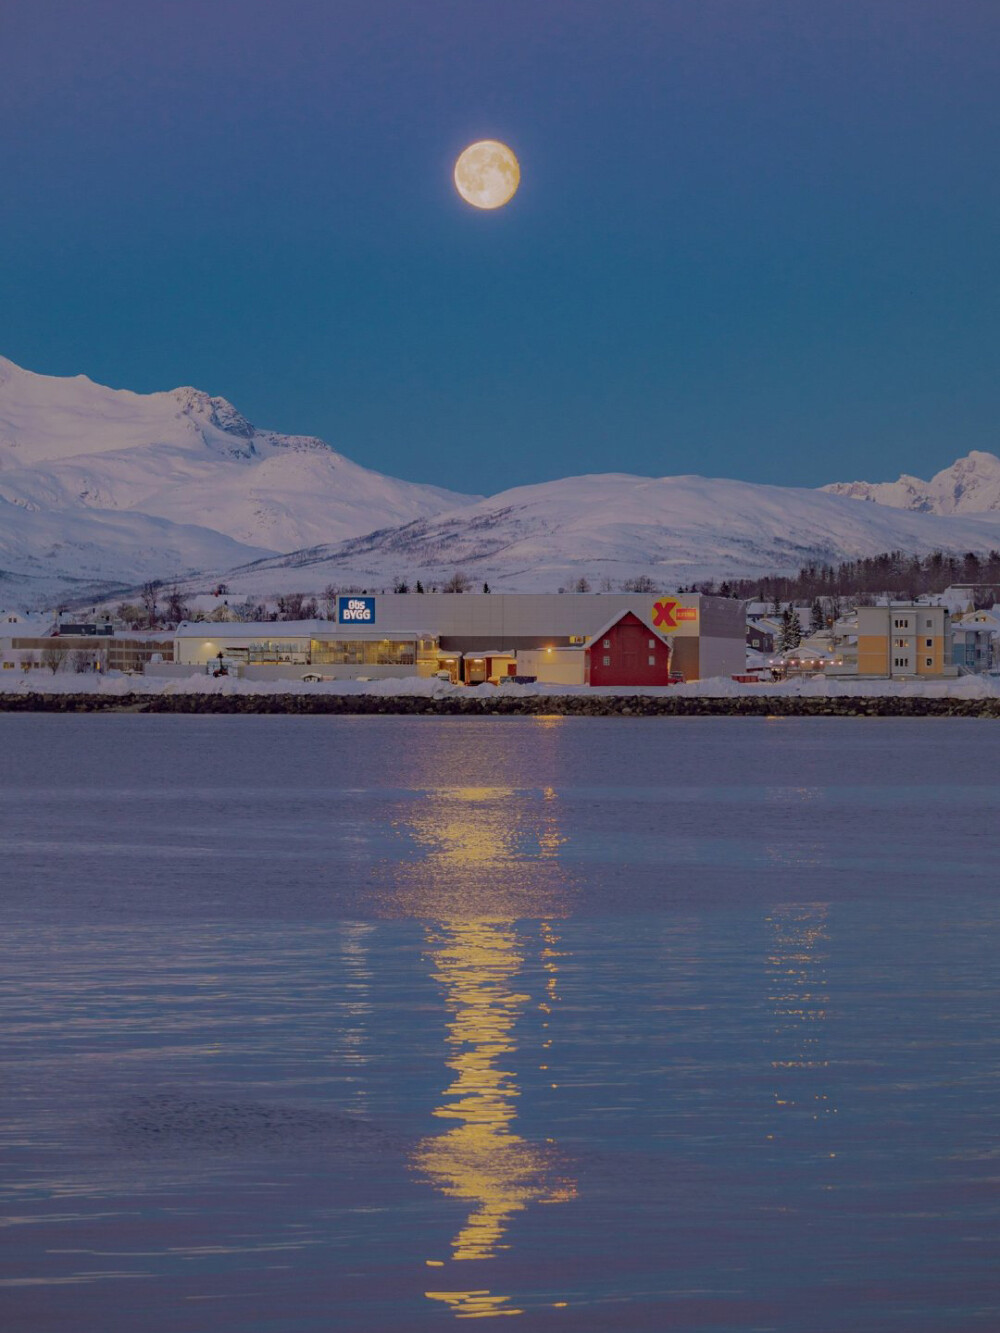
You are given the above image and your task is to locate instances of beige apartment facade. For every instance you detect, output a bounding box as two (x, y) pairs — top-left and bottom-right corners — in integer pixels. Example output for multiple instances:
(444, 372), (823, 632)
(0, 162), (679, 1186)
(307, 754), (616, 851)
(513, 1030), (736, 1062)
(855, 605), (955, 678)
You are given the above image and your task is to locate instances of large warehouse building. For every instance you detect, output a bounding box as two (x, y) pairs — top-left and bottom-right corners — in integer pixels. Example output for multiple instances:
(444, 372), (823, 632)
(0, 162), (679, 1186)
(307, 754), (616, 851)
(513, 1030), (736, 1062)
(172, 592), (744, 683)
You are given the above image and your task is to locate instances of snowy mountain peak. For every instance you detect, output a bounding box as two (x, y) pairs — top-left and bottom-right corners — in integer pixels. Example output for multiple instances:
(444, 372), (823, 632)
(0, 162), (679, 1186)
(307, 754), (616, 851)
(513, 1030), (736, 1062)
(0, 355), (477, 602)
(168, 385), (255, 441)
(823, 450), (1000, 515)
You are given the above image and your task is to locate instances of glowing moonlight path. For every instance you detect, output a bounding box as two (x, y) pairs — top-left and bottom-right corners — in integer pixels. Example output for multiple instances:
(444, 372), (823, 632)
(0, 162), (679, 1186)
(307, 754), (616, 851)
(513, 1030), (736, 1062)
(454, 140), (520, 210)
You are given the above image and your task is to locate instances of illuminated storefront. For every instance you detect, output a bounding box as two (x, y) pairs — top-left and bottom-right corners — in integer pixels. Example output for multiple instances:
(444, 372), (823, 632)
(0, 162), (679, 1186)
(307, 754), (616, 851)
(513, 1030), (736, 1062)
(173, 620), (424, 680)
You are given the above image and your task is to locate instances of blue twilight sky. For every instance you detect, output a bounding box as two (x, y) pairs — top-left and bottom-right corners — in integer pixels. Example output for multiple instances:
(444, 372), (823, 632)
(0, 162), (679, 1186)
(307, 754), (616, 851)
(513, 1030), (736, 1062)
(1, 0), (998, 496)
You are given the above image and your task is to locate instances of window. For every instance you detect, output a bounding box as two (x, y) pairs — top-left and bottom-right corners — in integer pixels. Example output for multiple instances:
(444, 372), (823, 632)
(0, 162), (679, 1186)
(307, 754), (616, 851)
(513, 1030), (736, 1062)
(648, 655), (656, 666)
(925, 638), (933, 648)
(925, 657), (933, 667)
(312, 639), (415, 666)
(894, 638), (907, 648)
(925, 618), (933, 628)
(603, 638), (611, 648)
(602, 655), (611, 667)
(648, 638), (655, 648)
(1, 662), (12, 669)
(894, 657), (909, 668)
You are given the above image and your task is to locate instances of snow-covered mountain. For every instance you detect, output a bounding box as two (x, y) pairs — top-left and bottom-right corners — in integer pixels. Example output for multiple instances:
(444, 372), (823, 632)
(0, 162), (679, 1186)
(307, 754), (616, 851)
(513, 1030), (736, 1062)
(0, 490), (271, 604)
(4, 354), (1000, 605)
(210, 472), (1000, 596)
(0, 356), (476, 601)
(823, 451), (1000, 515)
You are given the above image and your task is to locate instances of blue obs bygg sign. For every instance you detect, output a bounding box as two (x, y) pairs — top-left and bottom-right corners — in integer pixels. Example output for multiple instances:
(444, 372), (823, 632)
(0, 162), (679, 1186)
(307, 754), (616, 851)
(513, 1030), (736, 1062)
(338, 596), (375, 624)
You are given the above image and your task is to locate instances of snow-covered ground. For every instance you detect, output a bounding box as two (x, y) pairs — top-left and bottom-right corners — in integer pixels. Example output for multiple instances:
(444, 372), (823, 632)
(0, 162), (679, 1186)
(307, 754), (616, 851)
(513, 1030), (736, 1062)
(3, 671), (999, 700)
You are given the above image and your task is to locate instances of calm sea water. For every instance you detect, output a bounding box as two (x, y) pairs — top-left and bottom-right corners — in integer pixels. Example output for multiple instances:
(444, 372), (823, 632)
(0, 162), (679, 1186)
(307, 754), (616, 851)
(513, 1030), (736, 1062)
(2, 715), (998, 1332)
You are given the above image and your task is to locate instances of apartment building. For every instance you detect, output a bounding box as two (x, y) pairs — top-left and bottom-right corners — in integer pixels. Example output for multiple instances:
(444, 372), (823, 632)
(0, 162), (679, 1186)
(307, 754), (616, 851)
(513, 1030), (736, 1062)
(855, 605), (956, 678)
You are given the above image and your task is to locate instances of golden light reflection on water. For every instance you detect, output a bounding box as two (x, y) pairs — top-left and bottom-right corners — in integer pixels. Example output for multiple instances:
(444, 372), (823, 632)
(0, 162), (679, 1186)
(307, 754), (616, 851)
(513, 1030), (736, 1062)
(383, 783), (571, 924)
(424, 1287), (524, 1319)
(383, 748), (575, 1319)
(414, 917), (575, 1317)
(765, 904), (838, 1141)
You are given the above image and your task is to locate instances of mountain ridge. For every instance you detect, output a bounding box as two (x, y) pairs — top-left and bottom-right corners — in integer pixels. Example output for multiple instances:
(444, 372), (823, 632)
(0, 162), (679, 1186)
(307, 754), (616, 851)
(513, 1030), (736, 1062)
(210, 471), (1000, 597)
(0, 356), (477, 600)
(822, 450), (1000, 515)
(3, 355), (1000, 603)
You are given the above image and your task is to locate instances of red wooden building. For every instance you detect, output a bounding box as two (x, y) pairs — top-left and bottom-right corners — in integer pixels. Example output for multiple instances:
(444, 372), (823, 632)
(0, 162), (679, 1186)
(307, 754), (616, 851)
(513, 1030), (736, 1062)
(584, 610), (673, 687)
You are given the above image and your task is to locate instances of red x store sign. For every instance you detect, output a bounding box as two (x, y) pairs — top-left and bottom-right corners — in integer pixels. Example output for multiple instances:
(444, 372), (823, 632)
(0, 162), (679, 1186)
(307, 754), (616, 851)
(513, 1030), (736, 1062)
(652, 599), (697, 632)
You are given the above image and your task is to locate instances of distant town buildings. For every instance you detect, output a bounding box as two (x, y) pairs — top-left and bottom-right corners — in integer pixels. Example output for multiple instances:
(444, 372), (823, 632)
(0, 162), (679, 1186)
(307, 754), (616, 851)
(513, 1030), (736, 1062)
(4, 587), (999, 686)
(168, 594), (743, 684)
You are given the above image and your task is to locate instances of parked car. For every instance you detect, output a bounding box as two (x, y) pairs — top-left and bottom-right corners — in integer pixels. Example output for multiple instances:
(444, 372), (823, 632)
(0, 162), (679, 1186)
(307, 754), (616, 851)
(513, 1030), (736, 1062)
(301, 672), (326, 682)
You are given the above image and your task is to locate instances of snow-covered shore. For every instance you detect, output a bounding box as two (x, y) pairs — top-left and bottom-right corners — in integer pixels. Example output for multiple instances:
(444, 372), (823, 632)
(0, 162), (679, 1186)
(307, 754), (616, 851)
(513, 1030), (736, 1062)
(3, 671), (999, 701)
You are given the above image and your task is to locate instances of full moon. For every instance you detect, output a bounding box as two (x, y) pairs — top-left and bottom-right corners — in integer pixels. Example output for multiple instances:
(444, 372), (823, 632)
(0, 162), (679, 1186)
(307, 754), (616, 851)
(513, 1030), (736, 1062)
(453, 140), (520, 210)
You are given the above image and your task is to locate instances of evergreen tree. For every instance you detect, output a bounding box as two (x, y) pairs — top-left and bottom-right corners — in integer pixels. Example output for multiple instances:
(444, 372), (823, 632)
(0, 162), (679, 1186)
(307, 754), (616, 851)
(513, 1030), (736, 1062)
(778, 607), (802, 652)
(809, 598), (824, 633)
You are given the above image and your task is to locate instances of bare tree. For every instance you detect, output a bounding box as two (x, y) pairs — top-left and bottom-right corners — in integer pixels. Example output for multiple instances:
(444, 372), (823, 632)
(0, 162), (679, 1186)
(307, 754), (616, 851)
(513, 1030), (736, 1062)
(622, 575), (656, 593)
(164, 584), (189, 623)
(116, 602), (144, 628)
(141, 581), (162, 625)
(69, 649), (96, 674)
(574, 577), (591, 593)
(276, 592), (310, 620)
(442, 571), (471, 594)
(41, 644), (69, 674)
(234, 596), (267, 622)
(321, 584), (339, 618)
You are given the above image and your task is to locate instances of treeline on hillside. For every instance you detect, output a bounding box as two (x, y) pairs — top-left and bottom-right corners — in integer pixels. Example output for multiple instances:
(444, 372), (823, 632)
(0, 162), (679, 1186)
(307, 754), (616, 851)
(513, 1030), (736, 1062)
(686, 549), (1000, 605)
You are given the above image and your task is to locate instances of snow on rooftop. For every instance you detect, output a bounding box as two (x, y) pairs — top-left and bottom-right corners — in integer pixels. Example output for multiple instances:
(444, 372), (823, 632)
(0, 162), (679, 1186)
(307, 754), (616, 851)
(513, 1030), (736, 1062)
(173, 620), (419, 638)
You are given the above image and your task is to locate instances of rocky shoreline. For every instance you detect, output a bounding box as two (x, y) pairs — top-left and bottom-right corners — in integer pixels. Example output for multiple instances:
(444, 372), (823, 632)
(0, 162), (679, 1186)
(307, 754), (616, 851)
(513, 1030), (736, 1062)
(2, 692), (1000, 718)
